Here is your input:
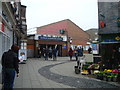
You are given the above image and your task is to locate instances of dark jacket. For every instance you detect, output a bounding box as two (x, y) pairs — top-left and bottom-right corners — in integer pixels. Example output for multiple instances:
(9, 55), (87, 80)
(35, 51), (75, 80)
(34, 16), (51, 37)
(1, 49), (19, 74)
(53, 48), (57, 57)
(77, 48), (83, 56)
(44, 48), (49, 55)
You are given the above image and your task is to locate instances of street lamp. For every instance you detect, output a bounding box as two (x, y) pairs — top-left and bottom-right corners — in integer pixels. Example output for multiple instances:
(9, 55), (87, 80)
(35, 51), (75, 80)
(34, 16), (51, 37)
(69, 37), (72, 44)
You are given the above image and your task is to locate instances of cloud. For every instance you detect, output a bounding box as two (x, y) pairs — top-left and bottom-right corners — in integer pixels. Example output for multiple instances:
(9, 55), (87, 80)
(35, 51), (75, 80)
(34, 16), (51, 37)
(21, 0), (98, 30)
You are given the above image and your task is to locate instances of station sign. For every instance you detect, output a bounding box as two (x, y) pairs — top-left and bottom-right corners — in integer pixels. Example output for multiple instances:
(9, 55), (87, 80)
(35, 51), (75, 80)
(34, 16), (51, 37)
(38, 36), (63, 41)
(35, 34), (67, 41)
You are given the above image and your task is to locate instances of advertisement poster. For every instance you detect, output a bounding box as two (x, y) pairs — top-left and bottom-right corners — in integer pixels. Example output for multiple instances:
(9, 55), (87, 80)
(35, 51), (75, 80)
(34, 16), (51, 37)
(19, 49), (27, 60)
(91, 44), (99, 54)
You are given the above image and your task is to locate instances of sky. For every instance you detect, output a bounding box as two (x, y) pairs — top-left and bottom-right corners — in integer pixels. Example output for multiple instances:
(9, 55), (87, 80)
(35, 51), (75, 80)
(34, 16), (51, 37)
(21, 0), (98, 31)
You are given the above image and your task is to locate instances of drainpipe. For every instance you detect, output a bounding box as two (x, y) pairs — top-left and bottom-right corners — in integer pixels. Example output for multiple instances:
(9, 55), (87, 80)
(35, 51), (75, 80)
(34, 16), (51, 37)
(13, 31), (14, 44)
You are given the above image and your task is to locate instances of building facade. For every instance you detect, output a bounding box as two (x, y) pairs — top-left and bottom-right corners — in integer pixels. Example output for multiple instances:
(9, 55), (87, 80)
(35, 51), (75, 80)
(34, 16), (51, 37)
(27, 19), (90, 57)
(0, 1), (27, 70)
(98, 0), (120, 68)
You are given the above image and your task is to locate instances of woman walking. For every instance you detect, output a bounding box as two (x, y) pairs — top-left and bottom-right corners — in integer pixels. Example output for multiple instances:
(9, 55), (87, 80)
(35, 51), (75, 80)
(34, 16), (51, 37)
(68, 48), (73, 61)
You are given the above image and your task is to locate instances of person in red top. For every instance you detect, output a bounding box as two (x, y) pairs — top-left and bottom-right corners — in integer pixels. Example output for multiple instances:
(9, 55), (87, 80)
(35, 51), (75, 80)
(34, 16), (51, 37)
(68, 48), (74, 61)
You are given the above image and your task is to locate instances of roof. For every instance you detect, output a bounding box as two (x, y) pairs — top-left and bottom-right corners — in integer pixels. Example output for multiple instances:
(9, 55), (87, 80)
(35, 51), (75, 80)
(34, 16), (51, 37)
(37, 19), (69, 35)
(37, 19), (85, 36)
(86, 29), (98, 41)
(34, 19), (90, 45)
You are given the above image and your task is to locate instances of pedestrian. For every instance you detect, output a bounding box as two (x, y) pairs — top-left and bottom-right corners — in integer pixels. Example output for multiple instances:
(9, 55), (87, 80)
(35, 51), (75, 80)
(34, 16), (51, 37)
(48, 47), (52, 59)
(1, 45), (19, 89)
(81, 46), (84, 52)
(42, 47), (45, 57)
(77, 47), (83, 57)
(38, 47), (41, 58)
(88, 47), (92, 54)
(68, 47), (73, 61)
(53, 47), (57, 61)
(44, 46), (49, 60)
(74, 46), (78, 61)
(77, 47), (83, 66)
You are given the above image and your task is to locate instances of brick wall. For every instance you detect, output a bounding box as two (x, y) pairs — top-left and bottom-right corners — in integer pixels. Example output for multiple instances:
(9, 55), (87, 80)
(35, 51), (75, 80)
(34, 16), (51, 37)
(66, 20), (90, 46)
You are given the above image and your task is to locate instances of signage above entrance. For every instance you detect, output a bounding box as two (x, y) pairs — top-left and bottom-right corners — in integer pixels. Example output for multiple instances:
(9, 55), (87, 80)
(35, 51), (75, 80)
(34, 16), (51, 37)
(38, 36), (63, 41)
(35, 34), (67, 41)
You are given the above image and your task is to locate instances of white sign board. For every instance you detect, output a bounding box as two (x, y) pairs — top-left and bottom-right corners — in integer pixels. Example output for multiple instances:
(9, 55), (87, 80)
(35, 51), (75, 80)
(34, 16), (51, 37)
(19, 49), (27, 60)
(91, 44), (99, 54)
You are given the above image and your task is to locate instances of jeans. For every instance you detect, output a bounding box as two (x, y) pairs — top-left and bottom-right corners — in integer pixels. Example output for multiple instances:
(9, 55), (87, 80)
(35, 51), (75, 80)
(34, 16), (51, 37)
(45, 54), (48, 60)
(3, 68), (16, 90)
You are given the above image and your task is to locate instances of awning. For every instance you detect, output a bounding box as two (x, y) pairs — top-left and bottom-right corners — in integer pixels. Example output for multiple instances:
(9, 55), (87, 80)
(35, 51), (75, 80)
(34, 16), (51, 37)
(100, 42), (120, 44)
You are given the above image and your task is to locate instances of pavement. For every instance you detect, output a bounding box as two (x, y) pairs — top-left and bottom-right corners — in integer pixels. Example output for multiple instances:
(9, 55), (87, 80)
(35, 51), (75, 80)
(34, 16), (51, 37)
(0, 56), (120, 89)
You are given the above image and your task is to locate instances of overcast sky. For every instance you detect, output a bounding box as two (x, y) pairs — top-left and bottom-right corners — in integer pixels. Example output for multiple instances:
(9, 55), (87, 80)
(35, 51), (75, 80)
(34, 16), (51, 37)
(21, 0), (98, 30)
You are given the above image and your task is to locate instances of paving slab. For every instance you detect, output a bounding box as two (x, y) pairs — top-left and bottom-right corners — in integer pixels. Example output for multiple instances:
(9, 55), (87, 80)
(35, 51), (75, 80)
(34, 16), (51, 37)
(1, 56), (118, 89)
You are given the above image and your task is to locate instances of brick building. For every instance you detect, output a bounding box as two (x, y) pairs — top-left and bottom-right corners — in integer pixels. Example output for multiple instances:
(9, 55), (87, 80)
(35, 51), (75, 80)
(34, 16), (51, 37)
(27, 19), (90, 57)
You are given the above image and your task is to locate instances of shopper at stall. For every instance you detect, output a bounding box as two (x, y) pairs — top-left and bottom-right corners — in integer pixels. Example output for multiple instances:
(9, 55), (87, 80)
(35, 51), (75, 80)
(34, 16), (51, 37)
(77, 47), (83, 67)
(74, 46), (78, 61)
(88, 47), (92, 54)
(77, 47), (83, 57)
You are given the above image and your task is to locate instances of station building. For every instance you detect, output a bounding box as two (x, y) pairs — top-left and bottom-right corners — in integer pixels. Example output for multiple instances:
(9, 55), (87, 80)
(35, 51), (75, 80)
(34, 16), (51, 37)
(27, 19), (90, 57)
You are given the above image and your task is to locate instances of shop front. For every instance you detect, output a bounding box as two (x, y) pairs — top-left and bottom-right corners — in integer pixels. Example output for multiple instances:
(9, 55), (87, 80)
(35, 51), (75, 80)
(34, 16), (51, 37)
(100, 34), (120, 69)
(34, 34), (68, 57)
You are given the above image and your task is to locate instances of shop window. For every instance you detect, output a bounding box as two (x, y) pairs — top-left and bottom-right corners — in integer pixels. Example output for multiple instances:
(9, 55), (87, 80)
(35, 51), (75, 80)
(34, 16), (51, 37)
(1, 33), (10, 53)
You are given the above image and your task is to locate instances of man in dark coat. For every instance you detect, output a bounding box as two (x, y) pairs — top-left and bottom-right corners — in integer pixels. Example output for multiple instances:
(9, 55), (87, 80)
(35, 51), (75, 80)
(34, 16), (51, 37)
(1, 45), (19, 89)
(44, 46), (49, 60)
(53, 47), (57, 61)
(88, 47), (92, 54)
